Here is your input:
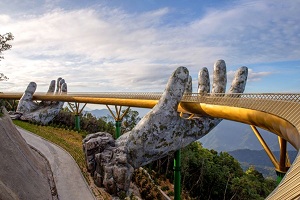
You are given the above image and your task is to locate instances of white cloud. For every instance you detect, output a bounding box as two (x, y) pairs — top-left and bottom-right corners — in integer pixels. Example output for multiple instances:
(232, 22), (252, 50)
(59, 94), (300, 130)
(247, 69), (273, 82)
(0, 0), (299, 94)
(227, 68), (273, 84)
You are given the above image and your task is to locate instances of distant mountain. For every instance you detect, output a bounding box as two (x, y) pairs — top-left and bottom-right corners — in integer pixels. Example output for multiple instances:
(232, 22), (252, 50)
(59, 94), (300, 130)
(199, 120), (295, 152)
(84, 108), (150, 119)
(86, 109), (115, 119)
(82, 106), (93, 111)
(228, 149), (298, 168)
(227, 149), (298, 178)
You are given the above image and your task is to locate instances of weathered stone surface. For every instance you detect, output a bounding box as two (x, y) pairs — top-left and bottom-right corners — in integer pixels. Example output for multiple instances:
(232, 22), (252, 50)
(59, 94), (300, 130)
(0, 108), (53, 200)
(198, 67), (210, 94)
(84, 133), (134, 195)
(83, 60), (248, 196)
(229, 66), (248, 93)
(15, 78), (67, 125)
(185, 75), (193, 93)
(212, 59), (227, 94)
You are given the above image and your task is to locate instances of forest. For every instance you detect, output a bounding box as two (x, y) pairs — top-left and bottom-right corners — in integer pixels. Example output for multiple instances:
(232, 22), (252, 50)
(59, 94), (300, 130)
(49, 107), (278, 199)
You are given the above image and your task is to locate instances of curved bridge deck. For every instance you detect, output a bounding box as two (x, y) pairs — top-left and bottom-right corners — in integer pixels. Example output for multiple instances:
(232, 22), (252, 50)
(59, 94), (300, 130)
(1, 92), (300, 199)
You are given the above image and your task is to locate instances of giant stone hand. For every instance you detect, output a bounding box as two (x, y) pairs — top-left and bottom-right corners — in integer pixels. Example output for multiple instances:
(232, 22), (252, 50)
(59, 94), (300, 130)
(15, 78), (67, 125)
(82, 60), (248, 195)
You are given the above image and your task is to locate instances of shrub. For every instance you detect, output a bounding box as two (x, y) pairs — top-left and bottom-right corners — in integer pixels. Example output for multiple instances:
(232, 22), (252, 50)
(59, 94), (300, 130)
(161, 186), (169, 191)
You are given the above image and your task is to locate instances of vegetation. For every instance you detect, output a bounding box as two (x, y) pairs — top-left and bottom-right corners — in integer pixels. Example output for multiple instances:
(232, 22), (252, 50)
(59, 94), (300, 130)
(228, 149), (298, 179)
(0, 73), (8, 81)
(0, 32), (14, 57)
(0, 99), (18, 116)
(132, 168), (164, 200)
(148, 142), (277, 199)
(51, 107), (115, 136)
(0, 99), (18, 111)
(0, 32), (14, 81)
(121, 108), (141, 134)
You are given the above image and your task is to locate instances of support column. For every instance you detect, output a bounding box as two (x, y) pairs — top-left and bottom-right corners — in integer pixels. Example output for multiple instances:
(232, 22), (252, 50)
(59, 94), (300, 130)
(75, 115), (80, 131)
(115, 120), (122, 139)
(250, 125), (279, 169)
(277, 137), (288, 184)
(278, 137), (288, 171)
(250, 125), (290, 184)
(174, 150), (181, 200)
(275, 171), (286, 184)
(68, 102), (87, 132)
(106, 105), (130, 139)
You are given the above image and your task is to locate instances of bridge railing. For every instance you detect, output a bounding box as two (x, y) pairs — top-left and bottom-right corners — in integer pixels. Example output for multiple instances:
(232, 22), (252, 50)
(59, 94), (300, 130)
(181, 93), (300, 103)
(63, 94), (300, 127)
(2, 92), (300, 102)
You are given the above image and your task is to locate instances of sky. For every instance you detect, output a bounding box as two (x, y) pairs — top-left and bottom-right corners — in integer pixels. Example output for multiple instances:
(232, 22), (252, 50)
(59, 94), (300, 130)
(1, 0), (300, 98)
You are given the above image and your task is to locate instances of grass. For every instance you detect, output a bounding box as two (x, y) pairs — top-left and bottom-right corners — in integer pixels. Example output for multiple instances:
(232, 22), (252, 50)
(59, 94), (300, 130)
(13, 120), (174, 199)
(13, 120), (89, 181)
(14, 120), (117, 199)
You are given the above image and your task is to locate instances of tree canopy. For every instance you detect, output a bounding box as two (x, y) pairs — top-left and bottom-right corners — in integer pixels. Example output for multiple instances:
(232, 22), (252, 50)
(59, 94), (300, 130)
(0, 73), (8, 81)
(148, 141), (277, 199)
(0, 32), (14, 81)
(0, 32), (14, 60)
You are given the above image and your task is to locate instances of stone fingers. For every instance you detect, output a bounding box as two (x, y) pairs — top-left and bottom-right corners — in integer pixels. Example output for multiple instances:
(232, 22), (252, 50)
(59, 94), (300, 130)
(229, 66), (248, 93)
(185, 75), (193, 94)
(55, 77), (62, 93)
(20, 82), (37, 101)
(51, 78), (67, 106)
(198, 67), (210, 94)
(212, 60), (227, 94)
(47, 80), (55, 94)
(60, 82), (67, 94)
(57, 78), (65, 93)
(16, 82), (39, 113)
(55, 82), (67, 108)
(154, 66), (189, 113)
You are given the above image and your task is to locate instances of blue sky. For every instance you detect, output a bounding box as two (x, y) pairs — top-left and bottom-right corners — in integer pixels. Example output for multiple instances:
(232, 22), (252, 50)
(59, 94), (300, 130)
(0, 0), (300, 95)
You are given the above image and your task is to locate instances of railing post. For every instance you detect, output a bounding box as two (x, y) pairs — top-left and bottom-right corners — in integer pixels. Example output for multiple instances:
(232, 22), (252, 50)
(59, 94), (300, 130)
(174, 149), (181, 200)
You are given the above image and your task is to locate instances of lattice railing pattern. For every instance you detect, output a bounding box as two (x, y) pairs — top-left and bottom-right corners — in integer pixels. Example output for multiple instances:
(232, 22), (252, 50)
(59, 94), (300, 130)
(65, 92), (300, 103)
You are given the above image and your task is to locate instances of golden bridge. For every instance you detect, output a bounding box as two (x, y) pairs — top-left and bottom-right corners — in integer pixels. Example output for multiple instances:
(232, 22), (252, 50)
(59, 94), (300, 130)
(1, 92), (300, 199)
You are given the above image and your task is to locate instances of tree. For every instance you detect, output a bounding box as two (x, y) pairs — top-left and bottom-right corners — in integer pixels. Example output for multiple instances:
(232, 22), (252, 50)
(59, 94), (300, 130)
(0, 32), (14, 81)
(0, 32), (14, 57)
(230, 166), (276, 200)
(121, 108), (141, 133)
(0, 73), (8, 81)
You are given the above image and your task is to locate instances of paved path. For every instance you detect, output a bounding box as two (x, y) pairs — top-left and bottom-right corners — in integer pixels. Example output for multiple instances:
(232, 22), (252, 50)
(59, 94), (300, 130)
(17, 127), (96, 200)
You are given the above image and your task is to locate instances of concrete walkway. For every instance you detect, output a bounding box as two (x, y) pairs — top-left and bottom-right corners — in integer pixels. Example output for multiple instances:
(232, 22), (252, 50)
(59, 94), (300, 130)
(17, 127), (96, 200)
